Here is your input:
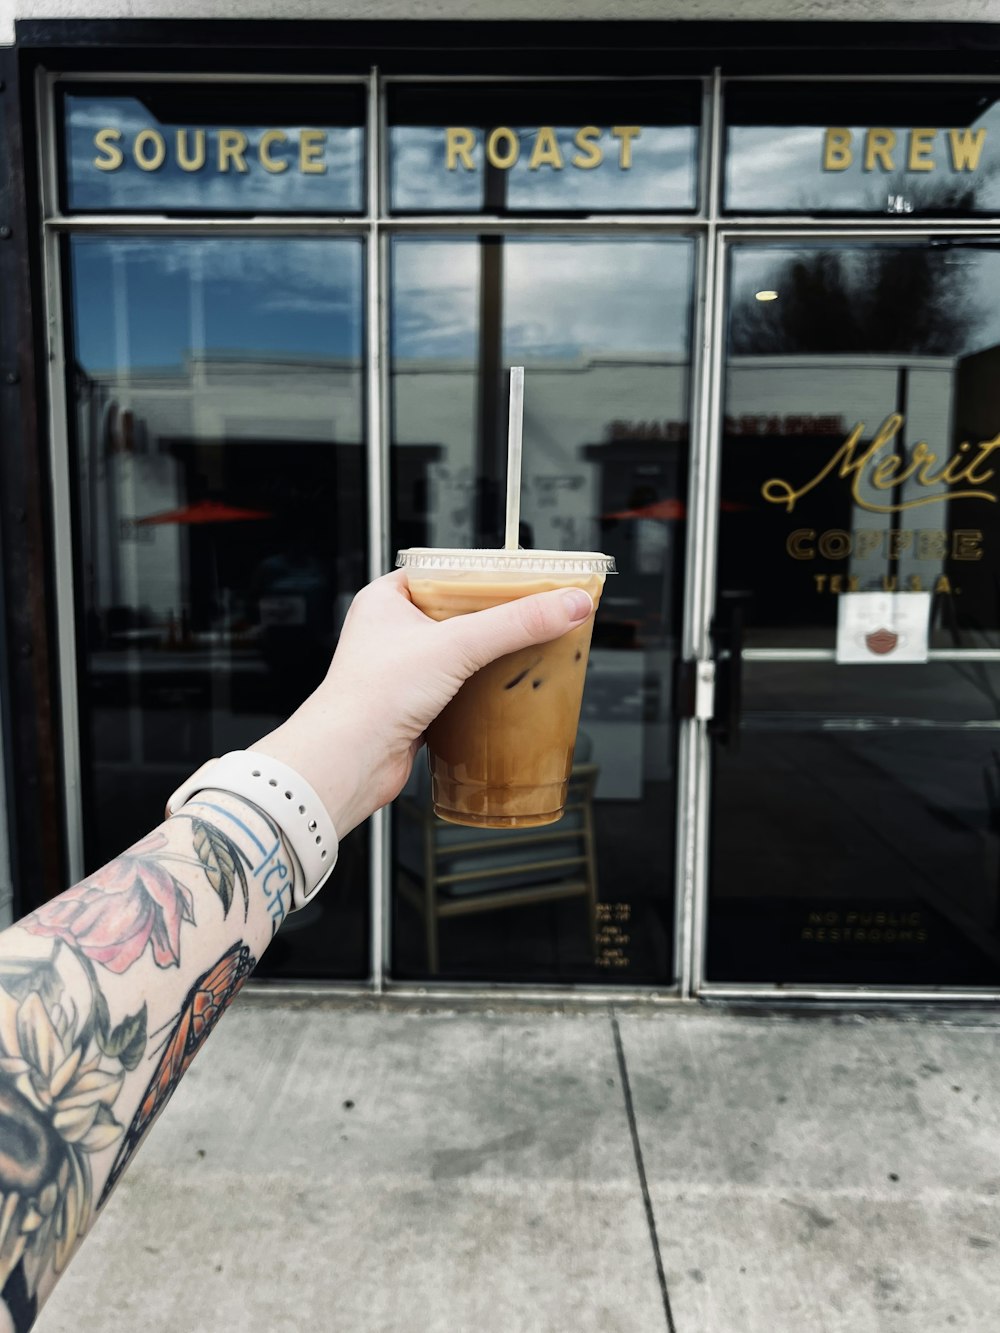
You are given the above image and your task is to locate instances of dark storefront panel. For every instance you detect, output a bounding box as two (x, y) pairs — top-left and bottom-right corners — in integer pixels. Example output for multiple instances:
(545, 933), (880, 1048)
(389, 234), (694, 983)
(710, 661), (1000, 986)
(66, 234), (370, 979)
(725, 83), (1000, 216)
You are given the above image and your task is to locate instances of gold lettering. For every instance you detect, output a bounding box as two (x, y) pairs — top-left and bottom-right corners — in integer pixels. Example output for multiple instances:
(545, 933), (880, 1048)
(818, 529), (851, 559)
(823, 128), (853, 171)
(176, 129), (206, 172)
(855, 529), (883, 558)
(572, 126), (603, 169)
(864, 128), (897, 172)
(814, 574), (828, 592)
(935, 574), (953, 594)
(445, 127), (476, 171)
(871, 453), (908, 488)
(935, 442), (973, 485)
(762, 414), (999, 514)
(888, 530), (913, 558)
(916, 530), (947, 559)
(948, 127), (986, 171)
(910, 441), (943, 485)
(299, 130), (327, 174)
(93, 127), (124, 171)
(952, 530), (983, 560)
(909, 575), (924, 591)
(529, 126), (564, 171)
(882, 576), (898, 591)
(848, 574), (860, 591)
(787, 529), (816, 559)
(764, 422), (871, 512)
(908, 128), (936, 172)
(611, 126), (640, 169)
(830, 574), (843, 593)
(218, 129), (249, 173)
(259, 129), (289, 173)
(134, 128), (166, 172)
(486, 127), (519, 170)
(958, 435), (1000, 485)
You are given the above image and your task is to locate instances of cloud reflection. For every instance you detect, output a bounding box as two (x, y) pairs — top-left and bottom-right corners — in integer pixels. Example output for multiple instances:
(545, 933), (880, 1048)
(391, 237), (692, 362)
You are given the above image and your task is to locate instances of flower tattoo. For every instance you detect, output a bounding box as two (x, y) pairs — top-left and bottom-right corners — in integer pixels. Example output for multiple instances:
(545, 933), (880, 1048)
(0, 954), (125, 1300)
(23, 832), (195, 973)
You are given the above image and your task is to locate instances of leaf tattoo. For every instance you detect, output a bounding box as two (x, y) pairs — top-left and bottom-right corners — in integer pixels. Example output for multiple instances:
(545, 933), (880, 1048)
(84, 956), (147, 1071)
(192, 819), (250, 921)
(102, 1004), (148, 1072)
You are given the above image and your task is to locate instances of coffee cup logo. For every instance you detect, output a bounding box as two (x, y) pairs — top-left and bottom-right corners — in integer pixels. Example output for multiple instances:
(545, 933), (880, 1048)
(864, 628), (899, 655)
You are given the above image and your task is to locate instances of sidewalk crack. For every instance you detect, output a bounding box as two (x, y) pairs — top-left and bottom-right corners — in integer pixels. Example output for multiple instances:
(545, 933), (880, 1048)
(611, 1008), (676, 1333)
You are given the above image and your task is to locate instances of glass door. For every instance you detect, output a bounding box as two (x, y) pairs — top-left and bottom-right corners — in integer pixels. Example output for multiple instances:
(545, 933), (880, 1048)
(706, 236), (1000, 990)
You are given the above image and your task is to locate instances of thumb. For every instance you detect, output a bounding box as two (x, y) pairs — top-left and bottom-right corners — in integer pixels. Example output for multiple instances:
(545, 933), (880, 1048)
(442, 587), (594, 674)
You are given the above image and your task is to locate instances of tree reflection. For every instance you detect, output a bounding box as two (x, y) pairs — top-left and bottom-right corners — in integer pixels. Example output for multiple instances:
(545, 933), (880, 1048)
(730, 244), (984, 356)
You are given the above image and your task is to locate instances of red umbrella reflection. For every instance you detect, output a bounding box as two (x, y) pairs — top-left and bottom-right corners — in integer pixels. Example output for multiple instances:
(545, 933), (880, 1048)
(603, 498), (748, 521)
(605, 498), (687, 521)
(135, 499), (272, 526)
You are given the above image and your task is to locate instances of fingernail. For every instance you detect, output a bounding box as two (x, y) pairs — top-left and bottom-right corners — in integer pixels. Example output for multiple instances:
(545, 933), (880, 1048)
(561, 589), (593, 622)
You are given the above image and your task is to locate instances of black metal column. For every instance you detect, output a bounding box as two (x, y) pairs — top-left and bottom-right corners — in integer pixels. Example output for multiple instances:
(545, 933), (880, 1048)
(0, 45), (64, 910)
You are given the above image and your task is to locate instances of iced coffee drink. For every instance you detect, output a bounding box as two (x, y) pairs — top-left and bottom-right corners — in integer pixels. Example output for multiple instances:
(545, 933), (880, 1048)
(397, 548), (614, 828)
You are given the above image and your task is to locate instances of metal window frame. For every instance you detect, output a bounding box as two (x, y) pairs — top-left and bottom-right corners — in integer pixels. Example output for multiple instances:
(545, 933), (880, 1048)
(35, 63), (1000, 1005)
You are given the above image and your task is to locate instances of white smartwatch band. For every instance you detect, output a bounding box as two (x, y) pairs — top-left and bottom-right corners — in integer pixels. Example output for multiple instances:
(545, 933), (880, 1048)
(166, 749), (339, 910)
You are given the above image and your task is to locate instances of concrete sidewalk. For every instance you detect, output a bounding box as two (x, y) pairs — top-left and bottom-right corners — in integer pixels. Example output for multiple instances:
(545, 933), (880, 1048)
(37, 999), (1000, 1333)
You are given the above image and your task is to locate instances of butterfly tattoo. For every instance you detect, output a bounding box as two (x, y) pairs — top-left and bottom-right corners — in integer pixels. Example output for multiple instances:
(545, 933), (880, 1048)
(98, 941), (256, 1208)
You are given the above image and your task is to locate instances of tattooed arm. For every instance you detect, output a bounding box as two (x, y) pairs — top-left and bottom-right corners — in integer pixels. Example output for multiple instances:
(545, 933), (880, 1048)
(0, 571), (594, 1331)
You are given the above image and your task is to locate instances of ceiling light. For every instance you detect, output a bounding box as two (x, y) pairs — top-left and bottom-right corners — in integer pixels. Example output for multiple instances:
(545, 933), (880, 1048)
(755, 290), (779, 302)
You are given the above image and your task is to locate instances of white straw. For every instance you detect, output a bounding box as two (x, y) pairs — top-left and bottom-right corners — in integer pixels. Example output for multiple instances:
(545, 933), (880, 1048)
(504, 366), (525, 551)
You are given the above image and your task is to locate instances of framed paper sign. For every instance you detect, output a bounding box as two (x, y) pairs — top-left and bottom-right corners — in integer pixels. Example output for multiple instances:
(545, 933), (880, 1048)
(836, 592), (931, 664)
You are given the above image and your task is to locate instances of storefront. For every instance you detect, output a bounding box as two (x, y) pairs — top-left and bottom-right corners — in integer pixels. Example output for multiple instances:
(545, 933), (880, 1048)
(3, 21), (1000, 1000)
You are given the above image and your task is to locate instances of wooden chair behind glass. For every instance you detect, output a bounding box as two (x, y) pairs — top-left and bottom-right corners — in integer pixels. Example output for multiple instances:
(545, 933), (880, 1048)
(396, 742), (600, 974)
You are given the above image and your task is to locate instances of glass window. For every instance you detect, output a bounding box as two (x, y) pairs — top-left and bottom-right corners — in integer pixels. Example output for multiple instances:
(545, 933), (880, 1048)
(720, 240), (1000, 651)
(61, 84), (365, 214)
(66, 235), (369, 979)
(389, 233), (695, 984)
(388, 82), (700, 214)
(725, 82), (1000, 216)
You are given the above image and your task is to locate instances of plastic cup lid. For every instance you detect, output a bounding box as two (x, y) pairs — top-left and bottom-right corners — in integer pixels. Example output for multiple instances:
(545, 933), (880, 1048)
(396, 547), (616, 575)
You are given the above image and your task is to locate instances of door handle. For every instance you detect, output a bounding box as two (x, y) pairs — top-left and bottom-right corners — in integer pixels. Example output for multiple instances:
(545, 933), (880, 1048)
(709, 590), (750, 753)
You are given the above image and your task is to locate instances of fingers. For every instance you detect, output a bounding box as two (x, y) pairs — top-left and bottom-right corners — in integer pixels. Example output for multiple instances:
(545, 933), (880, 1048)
(442, 587), (593, 674)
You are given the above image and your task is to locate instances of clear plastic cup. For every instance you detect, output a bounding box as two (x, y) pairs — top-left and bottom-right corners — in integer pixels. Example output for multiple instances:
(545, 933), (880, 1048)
(396, 548), (615, 828)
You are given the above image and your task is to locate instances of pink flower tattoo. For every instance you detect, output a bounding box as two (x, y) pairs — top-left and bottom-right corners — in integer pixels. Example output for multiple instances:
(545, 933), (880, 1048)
(24, 832), (195, 973)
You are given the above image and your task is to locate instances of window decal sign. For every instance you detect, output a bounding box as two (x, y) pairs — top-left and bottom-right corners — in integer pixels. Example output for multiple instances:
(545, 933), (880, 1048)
(836, 591), (931, 663)
(758, 412), (998, 601)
